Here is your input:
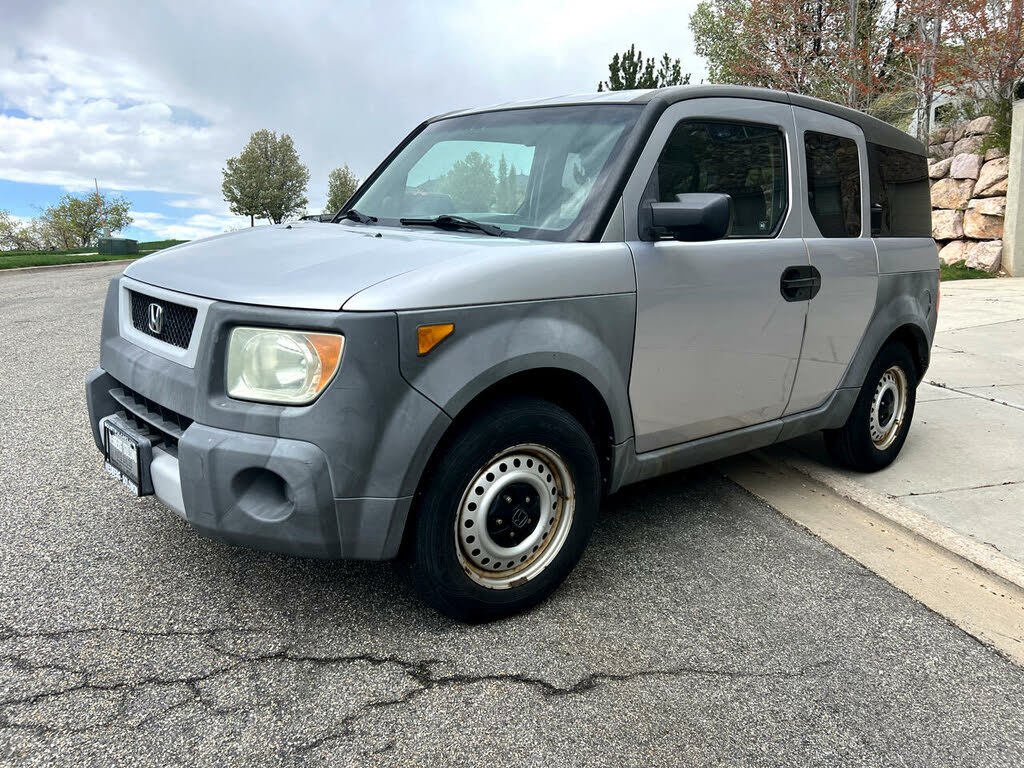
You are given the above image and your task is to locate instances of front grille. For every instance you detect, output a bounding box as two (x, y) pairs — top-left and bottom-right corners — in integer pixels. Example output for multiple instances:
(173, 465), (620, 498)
(129, 290), (197, 349)
(110, 385), (193, 450)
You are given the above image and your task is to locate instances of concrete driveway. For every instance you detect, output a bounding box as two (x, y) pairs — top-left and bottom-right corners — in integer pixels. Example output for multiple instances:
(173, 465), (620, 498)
(2, 263), (1024, 767)
(787, 278), (1024, 564)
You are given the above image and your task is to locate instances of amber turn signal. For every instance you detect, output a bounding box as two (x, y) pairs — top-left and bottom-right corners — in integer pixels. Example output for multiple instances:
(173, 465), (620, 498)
(417, 323), (454, 355)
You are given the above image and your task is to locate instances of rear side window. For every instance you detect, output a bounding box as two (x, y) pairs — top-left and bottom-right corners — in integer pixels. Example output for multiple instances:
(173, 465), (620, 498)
(654, 120), (788, 237)
(867, 144), (931, 237)
(805, 132), (862, 237)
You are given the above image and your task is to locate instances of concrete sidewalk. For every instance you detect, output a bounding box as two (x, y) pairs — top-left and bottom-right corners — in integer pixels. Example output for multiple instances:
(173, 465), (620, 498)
(776, 278), (1024, 570)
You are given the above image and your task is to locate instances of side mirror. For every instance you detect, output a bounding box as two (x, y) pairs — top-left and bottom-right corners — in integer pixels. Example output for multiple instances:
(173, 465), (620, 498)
(646, 193), (732, 242)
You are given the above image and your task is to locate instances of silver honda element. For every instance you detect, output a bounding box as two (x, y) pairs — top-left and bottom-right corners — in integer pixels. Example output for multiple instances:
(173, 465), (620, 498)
(87, 85), (938, 620)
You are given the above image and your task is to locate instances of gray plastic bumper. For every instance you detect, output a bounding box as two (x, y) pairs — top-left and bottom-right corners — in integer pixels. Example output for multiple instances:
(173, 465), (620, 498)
(86, 367), (412, 560)
(177, 423), (412, 560)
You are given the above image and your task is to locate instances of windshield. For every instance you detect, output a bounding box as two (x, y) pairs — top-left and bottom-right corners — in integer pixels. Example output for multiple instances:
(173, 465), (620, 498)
(345, 105), (642, 241)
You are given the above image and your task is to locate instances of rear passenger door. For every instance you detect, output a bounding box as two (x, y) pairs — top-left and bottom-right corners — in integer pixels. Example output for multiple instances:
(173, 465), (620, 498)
(624, 98), (810, 452)
(784, 108), (879, 415)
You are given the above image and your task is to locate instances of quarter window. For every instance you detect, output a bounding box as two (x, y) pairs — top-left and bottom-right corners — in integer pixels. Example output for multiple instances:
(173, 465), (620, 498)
(867, 143), (931, 237)
(652, 120), (788, 237)
(805, 131), (862, 237)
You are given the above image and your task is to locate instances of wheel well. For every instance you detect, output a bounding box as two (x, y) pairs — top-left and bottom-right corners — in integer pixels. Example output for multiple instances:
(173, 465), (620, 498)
(396, 368), (617, 558)
(417, 368), (616, 495)
(886, 324), (929, 380)
(450, 368), (616, 485)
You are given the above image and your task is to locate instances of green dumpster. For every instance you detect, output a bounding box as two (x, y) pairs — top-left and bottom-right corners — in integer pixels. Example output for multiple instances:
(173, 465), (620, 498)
(98, 238), (139, 256)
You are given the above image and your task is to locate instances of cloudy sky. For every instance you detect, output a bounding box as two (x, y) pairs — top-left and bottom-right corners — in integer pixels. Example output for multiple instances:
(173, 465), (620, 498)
(0, 0), (706, 242)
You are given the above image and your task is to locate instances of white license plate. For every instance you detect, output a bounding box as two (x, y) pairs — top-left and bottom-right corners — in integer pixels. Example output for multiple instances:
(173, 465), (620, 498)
(104, 459), (140, 495)
(104, 421), (144, 496)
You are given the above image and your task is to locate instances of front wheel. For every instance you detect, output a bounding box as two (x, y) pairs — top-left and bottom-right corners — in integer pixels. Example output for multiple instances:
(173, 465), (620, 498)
(824, 340), (918, 472)
(409, 397), (601, 622)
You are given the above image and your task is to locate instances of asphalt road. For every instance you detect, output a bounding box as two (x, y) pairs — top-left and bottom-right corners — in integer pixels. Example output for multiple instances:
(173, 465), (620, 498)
(2, 263), (1023, 768)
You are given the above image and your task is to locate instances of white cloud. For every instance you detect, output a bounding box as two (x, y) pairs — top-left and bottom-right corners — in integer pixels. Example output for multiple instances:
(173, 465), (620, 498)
(130, 210), (240, 241)
(0, 0), (707, 219)
(0, 46), (232, 198)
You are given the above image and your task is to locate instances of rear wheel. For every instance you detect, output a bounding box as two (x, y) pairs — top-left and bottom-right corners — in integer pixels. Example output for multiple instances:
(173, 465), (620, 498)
(409, 397), (601, 622)
(824, 340), (918, 471)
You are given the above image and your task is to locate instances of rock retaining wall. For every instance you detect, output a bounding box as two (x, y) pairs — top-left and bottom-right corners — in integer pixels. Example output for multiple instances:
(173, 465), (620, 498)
(929, 115), (1009, 273)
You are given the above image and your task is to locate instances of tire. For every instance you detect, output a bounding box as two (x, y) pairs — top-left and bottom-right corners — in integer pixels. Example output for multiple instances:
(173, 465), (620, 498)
(824, 340), (918, 472)
(409, 397), (601, 622)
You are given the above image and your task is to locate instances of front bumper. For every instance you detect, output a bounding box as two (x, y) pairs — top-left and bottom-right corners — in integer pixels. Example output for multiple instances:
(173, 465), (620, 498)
(88, 367), (414, 559)
(85, 275), (451, 560)
(89, 366), (415, 561)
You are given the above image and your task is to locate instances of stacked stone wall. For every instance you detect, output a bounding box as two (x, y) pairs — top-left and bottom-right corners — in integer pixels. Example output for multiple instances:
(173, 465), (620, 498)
(929, 116), (1009, 273)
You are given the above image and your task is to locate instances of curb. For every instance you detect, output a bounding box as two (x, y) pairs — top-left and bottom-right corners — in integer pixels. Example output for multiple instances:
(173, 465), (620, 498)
(0, 258), (138, 275)
(758, 445), (1024, 593)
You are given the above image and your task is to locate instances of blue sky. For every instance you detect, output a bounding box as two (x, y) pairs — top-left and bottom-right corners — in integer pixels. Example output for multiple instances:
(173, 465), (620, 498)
(0, 179), (213, 242)
(0, 0), (705, 242)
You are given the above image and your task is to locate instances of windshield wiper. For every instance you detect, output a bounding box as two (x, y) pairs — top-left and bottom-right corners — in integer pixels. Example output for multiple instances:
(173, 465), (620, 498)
(399, 214), (506, 237)
(341, 208), (377, 224)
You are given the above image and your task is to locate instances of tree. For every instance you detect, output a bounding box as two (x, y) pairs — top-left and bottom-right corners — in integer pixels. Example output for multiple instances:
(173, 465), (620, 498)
(438, 151), (496, 211)
(904, 1), (947, 142)
(597, 45), (692, 91)
(222, 129), (310, 226)
(0, 210), (40, 251)
(34, 192), (133, 249)
(946, 0), (1024, 105)
(325, 164), (360, 213)
(495, 155), (522, 213)
(691, 0), (859, 102)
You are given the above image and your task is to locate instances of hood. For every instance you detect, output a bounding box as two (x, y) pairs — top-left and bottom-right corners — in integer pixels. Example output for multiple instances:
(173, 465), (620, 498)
(123, 222), (508, 311)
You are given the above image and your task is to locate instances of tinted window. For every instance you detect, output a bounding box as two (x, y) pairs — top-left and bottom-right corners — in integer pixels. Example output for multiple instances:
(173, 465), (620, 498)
(654, 120), (788, 237)
(805, 132), (862, 237)
(867, 143), (931, 237)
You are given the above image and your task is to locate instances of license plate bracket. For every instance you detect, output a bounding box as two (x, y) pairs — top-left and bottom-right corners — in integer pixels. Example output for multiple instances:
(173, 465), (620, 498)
(102, 415), (155, 496)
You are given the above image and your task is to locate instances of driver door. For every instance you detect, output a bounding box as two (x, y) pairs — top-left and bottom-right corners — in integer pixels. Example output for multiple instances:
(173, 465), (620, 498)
(623, 98), (810, 453)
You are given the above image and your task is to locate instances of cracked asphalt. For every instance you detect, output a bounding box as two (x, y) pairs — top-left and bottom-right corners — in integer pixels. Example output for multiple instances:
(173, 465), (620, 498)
(2, 262), (1024, 767)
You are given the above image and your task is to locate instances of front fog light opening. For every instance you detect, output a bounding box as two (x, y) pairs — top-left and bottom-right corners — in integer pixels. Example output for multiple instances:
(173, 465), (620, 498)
(231, 468), (295, 523)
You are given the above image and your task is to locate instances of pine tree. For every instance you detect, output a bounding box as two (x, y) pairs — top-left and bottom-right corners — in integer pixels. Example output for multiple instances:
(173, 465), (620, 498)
(496, 154), (510, 212)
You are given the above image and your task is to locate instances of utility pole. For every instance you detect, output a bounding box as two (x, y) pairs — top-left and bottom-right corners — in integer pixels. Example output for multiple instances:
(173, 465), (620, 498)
(95, 179), (110, 238)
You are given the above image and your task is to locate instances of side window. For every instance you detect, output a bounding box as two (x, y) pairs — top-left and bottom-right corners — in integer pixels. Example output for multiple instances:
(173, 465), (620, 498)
(867, 143), (931, 237)
(805, 131), (862, 237)
(653, 120), (788, 237)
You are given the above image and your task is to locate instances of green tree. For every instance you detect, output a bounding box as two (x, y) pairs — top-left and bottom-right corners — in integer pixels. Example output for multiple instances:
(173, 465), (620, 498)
(35, 192), (133, 249)
(598, 45), (692, 91)
(438, 151), (496, 211)
(325, 164), (360, 212)
(495, 154), (522, 213)
(0, 210), (40, 251)
(222, 129), (310, 226)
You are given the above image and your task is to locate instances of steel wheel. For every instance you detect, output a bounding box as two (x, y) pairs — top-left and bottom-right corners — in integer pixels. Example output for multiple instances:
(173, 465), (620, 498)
(869, 364), (908, 451)
(454, 443), (575, 590)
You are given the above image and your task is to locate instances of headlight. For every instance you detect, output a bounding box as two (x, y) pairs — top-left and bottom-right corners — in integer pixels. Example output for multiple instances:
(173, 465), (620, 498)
(226, 327), (344, 405)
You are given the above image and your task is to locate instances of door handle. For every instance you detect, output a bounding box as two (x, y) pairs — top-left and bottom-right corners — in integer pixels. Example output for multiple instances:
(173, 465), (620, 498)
(780, 266), (822, 302)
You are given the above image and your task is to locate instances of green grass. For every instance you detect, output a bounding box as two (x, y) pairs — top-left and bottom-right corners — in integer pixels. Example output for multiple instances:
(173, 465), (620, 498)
(940, 260), (997, 282)
(1, 245), (98, 257)
(0, 240), (187, 270)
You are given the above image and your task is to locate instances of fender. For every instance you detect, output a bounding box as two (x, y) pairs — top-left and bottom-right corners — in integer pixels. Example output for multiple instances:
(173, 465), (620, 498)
(839, 270), (938, 391)
(395, 294), (638, 445)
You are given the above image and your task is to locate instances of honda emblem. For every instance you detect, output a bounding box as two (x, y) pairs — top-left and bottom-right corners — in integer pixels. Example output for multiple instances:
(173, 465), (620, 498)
(148, 303), (164, 335)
